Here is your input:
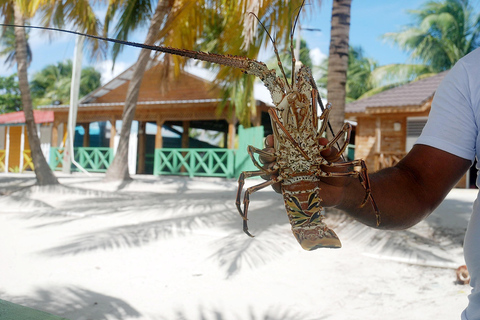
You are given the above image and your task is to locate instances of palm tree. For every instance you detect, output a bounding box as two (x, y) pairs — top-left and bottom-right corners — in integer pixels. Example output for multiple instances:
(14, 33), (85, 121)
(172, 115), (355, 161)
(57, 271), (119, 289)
(327, 0), (352, 140)
(103, 0), (175, 181)
(30, 60), (101, 107)
(319, 46), (378, 102)
(383, 0), (480, 72)
(104, 0), (322, 181)
(1, 0), (103, 186)
(0, 22), (32, 68)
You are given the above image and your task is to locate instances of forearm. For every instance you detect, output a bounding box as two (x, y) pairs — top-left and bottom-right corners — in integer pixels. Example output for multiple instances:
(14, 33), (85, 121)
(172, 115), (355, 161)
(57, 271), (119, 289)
(336, 166), (435, 229)
(335, 145), (471, 230)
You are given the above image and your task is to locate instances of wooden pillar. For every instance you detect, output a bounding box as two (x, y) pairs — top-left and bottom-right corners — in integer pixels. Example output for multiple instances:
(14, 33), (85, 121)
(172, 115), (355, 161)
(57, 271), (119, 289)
(252, 105), (262, 127)
(155, 116), (164, 149)
(82, 123), (90, 147)
(51, 121), (58, 147)
(375, 117), (381, 153)
(137, 121), (146, 174)
(62, 122), (68, 148)
(109, 118), (116, 149)
(182, 121), (190, 148)
(227, 120), (236, 149)
(223, 130), (228, 148)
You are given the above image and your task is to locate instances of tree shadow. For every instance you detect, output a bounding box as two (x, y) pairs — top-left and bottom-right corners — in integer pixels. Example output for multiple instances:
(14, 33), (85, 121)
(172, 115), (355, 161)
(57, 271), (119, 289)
(39, 199), (234, 255)
(0, 175), (37, 195)
(2, 286), (141, 320)
(212, 203), (295, 277)
(164, 305), (310, 320)
(325, 193), (474, 267)
(3, 175), (299, 276)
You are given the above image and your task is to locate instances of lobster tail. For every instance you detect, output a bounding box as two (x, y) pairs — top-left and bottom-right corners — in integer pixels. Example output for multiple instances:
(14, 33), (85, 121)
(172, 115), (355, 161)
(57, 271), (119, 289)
(291, 224), (342, 250)
(283, 188), (342, 250)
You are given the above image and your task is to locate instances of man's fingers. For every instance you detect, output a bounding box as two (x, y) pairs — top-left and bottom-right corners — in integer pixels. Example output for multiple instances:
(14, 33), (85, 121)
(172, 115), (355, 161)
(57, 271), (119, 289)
(319, 137), (342, 163)
(265, 134), (274, 148)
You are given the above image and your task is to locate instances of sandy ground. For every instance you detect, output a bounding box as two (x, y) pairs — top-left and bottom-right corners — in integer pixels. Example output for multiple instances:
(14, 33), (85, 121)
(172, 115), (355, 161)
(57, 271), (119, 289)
(0, 172), (477, 320)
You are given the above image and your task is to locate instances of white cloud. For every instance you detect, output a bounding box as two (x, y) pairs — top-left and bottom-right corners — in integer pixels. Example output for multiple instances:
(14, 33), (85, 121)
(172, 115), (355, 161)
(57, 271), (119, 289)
(94, 60), (130, 84)
(310, 47), (327, 65)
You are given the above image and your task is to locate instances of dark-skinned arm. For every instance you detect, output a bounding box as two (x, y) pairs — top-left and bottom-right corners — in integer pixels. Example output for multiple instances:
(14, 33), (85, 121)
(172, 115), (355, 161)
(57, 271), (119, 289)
(321, 144), (472, 229)
(261, 135), (472, 230)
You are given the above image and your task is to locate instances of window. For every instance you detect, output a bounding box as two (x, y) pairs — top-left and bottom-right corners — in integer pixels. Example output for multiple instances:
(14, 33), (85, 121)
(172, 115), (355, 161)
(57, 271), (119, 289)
(406, 117), (428, 151)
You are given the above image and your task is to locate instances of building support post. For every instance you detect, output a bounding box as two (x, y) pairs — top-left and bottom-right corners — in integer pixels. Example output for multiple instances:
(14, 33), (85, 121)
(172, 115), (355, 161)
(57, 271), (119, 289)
(82, 123), (90, 147)
(137, 121), (146, 174)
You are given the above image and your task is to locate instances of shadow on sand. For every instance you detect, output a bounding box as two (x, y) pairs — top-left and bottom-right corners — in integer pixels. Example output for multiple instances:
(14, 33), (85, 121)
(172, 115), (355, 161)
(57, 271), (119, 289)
(2, 286), (141, 320)
(7, 178), (294, 276)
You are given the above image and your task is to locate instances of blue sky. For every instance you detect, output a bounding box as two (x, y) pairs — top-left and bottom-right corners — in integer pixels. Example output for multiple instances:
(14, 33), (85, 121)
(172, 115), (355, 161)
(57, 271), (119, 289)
(1, 0), (479, 83)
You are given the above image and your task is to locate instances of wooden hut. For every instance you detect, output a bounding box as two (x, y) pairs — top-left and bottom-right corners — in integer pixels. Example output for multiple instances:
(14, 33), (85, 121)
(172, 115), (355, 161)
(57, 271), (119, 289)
(345, 71), (474, 188)
(38, 62), (270, 176)
(0, 110), (53, 173)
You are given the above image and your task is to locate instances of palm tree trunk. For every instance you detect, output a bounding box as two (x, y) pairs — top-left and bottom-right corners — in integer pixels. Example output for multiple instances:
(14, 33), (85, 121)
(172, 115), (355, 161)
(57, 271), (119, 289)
(104, 0), (174, 181)
(13, 4), (58, 186)
(327, 0), (351, 142)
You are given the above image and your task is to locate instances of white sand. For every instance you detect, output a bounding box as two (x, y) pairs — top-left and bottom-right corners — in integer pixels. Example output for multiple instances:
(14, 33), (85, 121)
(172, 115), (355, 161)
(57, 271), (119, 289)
(0, 172), (476, 320)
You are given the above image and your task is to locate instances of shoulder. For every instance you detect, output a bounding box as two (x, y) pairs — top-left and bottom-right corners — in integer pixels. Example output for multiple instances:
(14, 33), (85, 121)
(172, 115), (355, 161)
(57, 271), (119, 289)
(436, 48), (480, 109)
(443, 48), (480, 98)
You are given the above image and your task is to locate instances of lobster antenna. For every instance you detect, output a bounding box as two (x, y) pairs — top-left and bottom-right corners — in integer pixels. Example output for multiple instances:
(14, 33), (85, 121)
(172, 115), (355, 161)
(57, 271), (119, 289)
(248, 12), (291, 90)
(290, 0), (306, 86)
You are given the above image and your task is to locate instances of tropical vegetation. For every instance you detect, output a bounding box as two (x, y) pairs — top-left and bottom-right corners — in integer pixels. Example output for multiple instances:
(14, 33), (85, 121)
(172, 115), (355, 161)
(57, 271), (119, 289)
(30, 60), (101, 107)
(318, 0), (480, 103)
(383, 0), (480, 72)
(0, 74), (21, 113)
(0, 0), (103, 185)
(103, 0), (322, 181)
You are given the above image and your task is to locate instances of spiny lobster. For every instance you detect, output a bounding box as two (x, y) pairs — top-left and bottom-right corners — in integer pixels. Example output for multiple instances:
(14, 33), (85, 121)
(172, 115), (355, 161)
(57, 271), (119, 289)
(2, 12), (380, 250)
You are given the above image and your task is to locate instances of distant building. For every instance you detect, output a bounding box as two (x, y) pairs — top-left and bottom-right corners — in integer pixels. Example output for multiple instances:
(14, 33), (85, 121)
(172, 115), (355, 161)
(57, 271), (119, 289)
(346, 71), (474, 188)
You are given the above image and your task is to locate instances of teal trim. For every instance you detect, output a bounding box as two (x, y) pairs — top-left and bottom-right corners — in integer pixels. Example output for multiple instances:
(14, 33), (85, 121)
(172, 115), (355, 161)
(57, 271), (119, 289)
(347, 144), (355, 161)
(154, 148), (235, 178)
(49, 147), (113, 172)
(235, 125), (264, 177)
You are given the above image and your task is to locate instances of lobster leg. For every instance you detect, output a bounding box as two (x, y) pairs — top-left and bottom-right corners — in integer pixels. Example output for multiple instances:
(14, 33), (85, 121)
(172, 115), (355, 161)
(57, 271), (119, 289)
(247, 145), (276, 172)
(326, 122), (352, 155)
(236, 169), (279, 219)
(240, 178), (281, 237)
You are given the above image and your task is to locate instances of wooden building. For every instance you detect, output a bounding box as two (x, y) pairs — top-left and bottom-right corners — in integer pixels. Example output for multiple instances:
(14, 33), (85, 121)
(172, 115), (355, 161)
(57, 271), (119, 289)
(345, 71), (474, 188)
(36, 62), (270, 176)
(0, 110), (53, 173)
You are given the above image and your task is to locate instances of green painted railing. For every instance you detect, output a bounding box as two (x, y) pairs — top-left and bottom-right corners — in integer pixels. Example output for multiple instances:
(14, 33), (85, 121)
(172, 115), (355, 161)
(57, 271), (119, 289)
(50, 147), (113, 172)
(154, 148), (235, 178)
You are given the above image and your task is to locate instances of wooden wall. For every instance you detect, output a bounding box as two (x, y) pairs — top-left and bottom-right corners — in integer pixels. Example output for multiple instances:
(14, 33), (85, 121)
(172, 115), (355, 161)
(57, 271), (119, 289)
(353, 111), (429, 170)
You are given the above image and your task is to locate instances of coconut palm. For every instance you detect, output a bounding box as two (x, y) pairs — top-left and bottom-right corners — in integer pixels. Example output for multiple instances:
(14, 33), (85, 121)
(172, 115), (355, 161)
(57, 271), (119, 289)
(318, 46), (377, 101)
(104, 0), (321, 181)
(383, 0), (480, 72)
(344, 46), (377, 101)
(0, 74), (21, 113)
(30, 60), (101, 107)
(0, 22), (32, 68)
(327, 0), (352, 140)
(0, 0), (103, 186)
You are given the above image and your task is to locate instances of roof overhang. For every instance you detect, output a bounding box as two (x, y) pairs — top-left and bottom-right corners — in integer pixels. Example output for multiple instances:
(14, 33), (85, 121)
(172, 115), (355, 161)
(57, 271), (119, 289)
(0, 110), (54, 125)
